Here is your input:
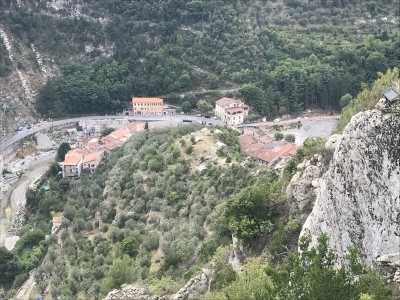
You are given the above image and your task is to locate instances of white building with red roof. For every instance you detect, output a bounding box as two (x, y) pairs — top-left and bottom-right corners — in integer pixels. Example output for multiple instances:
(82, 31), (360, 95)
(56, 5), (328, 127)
(82, 151), (104, 174)
(62, 150), (85, 178)
(215, 97), (249, 125)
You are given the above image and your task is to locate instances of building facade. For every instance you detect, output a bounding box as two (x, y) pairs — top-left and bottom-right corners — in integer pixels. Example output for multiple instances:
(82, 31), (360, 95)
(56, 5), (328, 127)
(132, 97), (164, 115)
(62, 152), (83, 178)
(215, 97), (249, 125)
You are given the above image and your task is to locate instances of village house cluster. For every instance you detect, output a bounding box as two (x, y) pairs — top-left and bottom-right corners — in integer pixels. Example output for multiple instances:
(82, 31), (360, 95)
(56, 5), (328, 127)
(62, 122), (145, 178)
(239, 127), (298, 168)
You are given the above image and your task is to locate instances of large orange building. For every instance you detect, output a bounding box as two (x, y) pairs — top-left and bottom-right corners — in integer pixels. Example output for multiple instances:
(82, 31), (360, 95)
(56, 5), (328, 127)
(131, 97), (164, 115)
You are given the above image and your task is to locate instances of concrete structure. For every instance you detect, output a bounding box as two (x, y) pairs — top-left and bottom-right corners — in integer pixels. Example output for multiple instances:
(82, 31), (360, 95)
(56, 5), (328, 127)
(79, 119), (129, 133)
(130, 97), (164, 115)
(215, 97), (249, 125)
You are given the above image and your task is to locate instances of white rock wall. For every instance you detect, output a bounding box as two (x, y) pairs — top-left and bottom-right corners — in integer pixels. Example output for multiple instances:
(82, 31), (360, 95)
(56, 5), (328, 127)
(301, 106), (400, 264)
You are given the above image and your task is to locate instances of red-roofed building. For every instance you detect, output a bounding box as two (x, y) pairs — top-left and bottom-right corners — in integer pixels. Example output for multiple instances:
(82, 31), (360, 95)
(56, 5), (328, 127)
(128, 97), (164, 115)
(127, 122), (145, 134)
(253, 149), (281, 166)
(82, 151), (104, 174)
(110, 127), (131, 142)
(215, 97), (249, 125)
(239, 128), (299, 167)
(239, 134), (258, 147)
(63, 150), (84, 178)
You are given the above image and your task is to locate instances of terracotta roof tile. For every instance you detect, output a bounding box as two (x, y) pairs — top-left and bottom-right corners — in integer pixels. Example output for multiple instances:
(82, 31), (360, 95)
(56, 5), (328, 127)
(83, 151), (104, 163)
(226, 107), (244, 114)
(239, 134), (257, 145)
(132, 97), (163, 104)
(127, 122), (145, 133)
(276, 143), (297, 156)
(111, 128), (131, 140)
(256, 150), (280, 163)
(215, 97), (237, 106)
(103, 141), (119, 151)
(64, 152), (82, 165)
(216, 97), (248, 108)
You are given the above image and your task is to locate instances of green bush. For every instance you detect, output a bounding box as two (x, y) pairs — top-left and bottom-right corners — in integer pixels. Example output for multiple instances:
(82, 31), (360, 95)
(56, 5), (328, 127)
(185, 146), (194, 154)
(143, 231), (160, 251)
(284, 134), (295, 143)
(265, 234), (391, 299)
(120, 237), (140, 258)
(13, 229), (45, 254)
(274, 132), (284, 140)
(199, 239), (219, 261)
(5, 289), (17, 300)
(148, 158), (164, 172)
(159, 253), (183, 275)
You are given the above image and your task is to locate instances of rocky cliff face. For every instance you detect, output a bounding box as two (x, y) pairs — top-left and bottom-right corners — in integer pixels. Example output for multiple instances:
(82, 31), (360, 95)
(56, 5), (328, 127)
(300, 97), (400, 264)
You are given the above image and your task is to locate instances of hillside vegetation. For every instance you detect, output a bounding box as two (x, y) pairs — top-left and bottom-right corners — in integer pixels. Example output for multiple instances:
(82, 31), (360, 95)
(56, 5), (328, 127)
(1, 119), (394, 299)
(335, 67), (399, 132)
(0, 0), (398, 117)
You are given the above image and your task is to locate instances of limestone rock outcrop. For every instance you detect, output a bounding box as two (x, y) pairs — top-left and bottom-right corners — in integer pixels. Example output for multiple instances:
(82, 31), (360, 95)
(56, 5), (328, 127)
(171, 267), (214, 300)
(287, 152), (330, 223)
(104, 267), (215, 300)
(376, 252), (400, 290)
(300, 99), (400, 264)
(105, 285), (165, 300)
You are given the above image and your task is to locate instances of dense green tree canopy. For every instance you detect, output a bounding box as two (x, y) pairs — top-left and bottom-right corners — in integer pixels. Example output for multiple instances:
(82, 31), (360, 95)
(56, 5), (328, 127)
(57, 142), (71, 161)
(0, 247), (20, 285)
(0, 0), (394, 117)
(120, 237), (140, 258)
(196, 100), (213, 115)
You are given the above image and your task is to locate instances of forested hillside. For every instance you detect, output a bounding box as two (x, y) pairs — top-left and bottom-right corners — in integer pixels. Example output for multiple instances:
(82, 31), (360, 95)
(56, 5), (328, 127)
(0, 0), (398, 118)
